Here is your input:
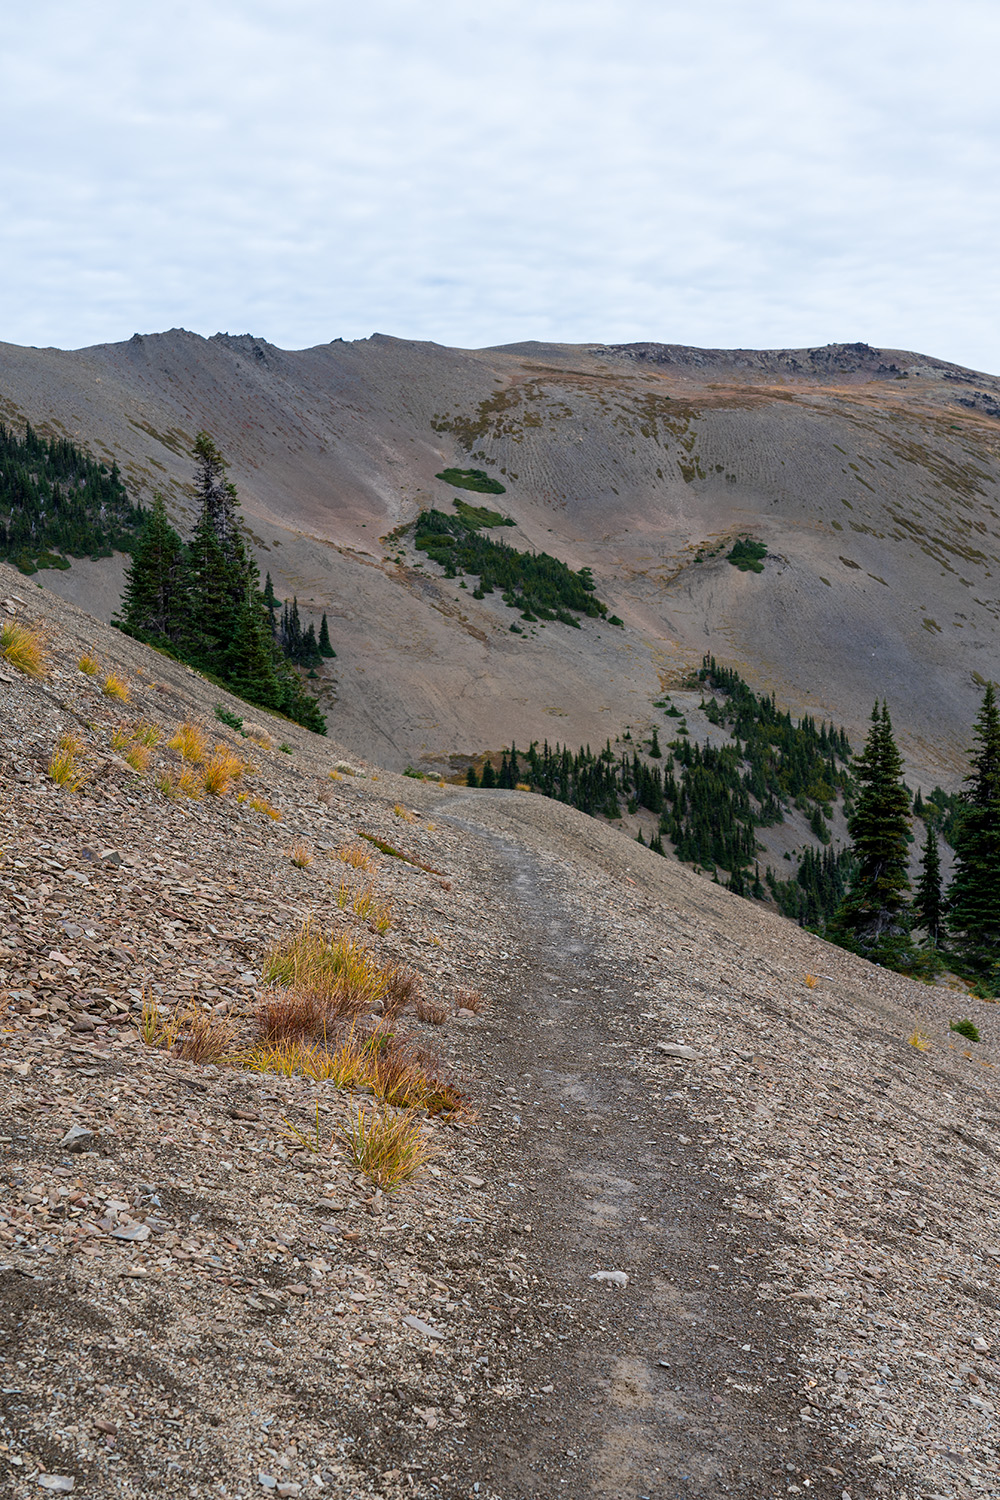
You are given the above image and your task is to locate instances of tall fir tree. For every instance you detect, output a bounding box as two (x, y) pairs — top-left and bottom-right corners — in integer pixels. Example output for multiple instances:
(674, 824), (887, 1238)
(318, 613), (335, 657)
(117, 494), (185, 642)
(947, 682), (1000, 990)
(914, 824), (945, 947)
(263, 572), (278, 636)
(829, 702), (914, 966)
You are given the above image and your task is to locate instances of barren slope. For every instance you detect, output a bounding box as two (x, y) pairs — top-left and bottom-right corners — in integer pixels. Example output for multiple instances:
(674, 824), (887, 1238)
(2, 333), (1000, 782)
(1, 569), (999, 1499)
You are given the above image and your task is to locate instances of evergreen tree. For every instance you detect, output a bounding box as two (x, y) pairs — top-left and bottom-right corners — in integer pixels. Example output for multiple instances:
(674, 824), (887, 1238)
(117, 494), (185, 642)
(650, 726), (661, 758)
(948, 682), (1000, 989)
(829, 702), (914, 966)
(263, 572), (278, 635)
(480, 760), (497, 789)
(318, 613), (336, 657)
(914, 824), (945, 947)
(465, 764), (480, 788)
(225, 584), (282, 708)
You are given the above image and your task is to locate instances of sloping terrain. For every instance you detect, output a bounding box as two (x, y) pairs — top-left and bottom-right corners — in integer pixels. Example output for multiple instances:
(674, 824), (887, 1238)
(1, 566), (999, 1500)
(1, 333), (998, 783)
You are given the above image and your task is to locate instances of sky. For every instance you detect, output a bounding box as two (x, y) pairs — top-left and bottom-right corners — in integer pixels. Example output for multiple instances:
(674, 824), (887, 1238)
(3, 0), (1000, 369)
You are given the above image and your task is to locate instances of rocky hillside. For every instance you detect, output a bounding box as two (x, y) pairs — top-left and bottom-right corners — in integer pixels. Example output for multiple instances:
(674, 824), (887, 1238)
(1, 564), (998, 1499)
(2, 332), (998, 784)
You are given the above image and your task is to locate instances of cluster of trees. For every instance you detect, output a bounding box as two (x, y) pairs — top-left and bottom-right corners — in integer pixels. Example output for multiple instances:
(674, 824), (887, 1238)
(262, 578), (335, 669)
(831, 690), (1000, 993)
(117, 433), (328, 734)
(413, 505), (610, 627)
(0, 420), (144, 572)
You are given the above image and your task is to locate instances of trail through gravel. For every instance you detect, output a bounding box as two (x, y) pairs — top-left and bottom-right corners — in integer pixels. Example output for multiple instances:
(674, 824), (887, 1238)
(424, 799), (868, 1500)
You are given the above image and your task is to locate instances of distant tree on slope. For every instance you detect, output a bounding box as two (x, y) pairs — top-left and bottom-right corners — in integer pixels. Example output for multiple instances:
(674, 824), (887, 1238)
(947, 682), (1000, 991)
(914, 822), (945, 948)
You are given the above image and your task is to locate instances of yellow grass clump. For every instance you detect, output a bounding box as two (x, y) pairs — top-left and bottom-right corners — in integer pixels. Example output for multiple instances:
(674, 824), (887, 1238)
(238, 792), (281, 819)
(908, 1029), (932, 1052)
(352, 887), (392, 934)
(338, 1105), (437, 1190)
(47, 732), (86, 791)
(132, 720), (161, 747)
(393, 803), (416, 822)
(1, 621), (47, 678)
(261, 925), (388, 1014)
(176, 766), (205, 798)
(290, 843), (313, 869)
(338, 843), (376, 872)
(169, 721), (208, 764)
(124, 743), (152, 773)
(202, 746), (244, 796)
(110, 724), (131, 753)
(78, 650), (100, 676)
(101, 673), (130, 701)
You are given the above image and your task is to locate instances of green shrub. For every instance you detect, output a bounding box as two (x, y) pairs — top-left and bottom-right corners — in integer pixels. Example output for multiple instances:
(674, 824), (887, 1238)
(950, 1018), (981, 1042)
(215, 704), (244, 732)
(435, 467), (506, 495)
(727, 538), (768, 573)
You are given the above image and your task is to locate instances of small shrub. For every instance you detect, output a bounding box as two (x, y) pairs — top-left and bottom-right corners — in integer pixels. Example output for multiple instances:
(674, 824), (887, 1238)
(950, 1018), (981, 1042)
(0, 621), (47, 678)
(279, 742), (292, 754)
(454, 987), (487, 1014)
(338, 1105), (436, 1190)
(726, 537), (768, 573)
(202, 746), (244, 796)
(102, 672), (130, 701)
(78, 650), (100, 676)
(214, 704), (244, 732)
(169, 721), (208, 764)
(290, 843), (313, 869)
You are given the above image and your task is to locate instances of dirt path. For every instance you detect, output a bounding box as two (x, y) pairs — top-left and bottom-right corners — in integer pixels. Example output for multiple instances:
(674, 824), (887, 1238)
(422, 799), (869, 1500)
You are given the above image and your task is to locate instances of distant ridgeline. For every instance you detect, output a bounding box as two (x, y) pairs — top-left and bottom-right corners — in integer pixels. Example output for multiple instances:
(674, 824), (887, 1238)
(0, 421), (144, 573)
(413, 497), (618, 629)
(469, 657), (859, 921)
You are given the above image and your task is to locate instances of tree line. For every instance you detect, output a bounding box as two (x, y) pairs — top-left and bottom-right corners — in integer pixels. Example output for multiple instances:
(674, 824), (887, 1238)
(0, 420), (144, 573)
(116, 433), (329, 734)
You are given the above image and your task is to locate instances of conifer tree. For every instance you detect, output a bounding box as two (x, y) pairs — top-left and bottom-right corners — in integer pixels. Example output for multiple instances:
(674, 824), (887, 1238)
(465, 764), (479, 788)
(914, 824), (944, 947)
(263, 573), (278, 635)
(480, 759), (497, 789)
(117, 494), (185, 642)
(947, 682), (1000, 989)
(829, 702), (914, 965)
(318, 613), (336, 657)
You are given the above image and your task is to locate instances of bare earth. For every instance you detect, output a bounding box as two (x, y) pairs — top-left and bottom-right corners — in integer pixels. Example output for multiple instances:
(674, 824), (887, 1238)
(1, 566), (998, 1500)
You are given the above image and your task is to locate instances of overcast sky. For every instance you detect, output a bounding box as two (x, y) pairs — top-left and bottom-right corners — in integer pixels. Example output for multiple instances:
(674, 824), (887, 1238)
(3, 0), (999, 369)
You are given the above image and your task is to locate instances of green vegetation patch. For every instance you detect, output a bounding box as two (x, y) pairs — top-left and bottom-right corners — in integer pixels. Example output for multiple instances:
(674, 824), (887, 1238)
(726, 537), (768, 573)
(1, 420), (144, 570)
(435, 467), (506, 495)
(413, 505), (608, 626)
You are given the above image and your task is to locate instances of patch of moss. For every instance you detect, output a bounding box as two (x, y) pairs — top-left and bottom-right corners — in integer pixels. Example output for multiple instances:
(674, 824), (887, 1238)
(435, 467), (506, 496)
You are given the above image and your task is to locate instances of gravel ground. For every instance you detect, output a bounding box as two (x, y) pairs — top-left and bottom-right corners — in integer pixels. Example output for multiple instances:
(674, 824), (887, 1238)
(1, 563), (998, 1500)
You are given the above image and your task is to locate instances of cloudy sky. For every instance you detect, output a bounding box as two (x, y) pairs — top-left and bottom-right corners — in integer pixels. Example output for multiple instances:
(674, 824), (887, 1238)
(3, 0), (999, 368)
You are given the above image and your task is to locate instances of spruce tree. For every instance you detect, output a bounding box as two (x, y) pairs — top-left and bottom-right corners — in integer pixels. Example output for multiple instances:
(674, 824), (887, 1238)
(117, 494), (185, 642)
(263, 572), (278, 636)
(480, 760), (497, 789)
(318, 613), (335, 657)
(914, 824), (944, 947)
(829, 702), (914, 966)
(947, 682), (1000, 990)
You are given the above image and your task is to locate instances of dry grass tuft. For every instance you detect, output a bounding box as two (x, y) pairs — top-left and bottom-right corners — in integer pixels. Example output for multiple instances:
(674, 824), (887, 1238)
(176, 766), (205, 798)
(351, 886), (392, 933)
(1, 620), (47, 678)
(109, 724), (131, 753)
(78, 650), (100, 676)
(290, 843), (313, 869)
(454, 987), (488, 1015)
(132, 720), (161, 747)
(155, 770), (178, 799)
(261, 925), (389, 1022)
(393, 803), (416, 822)
(124, 743), (151, 773)
(141, 995), (177, 1049)
(240, 793), (281, 819)
(338, 843), (376, 872)
(47, 732), (86, 790)
(416, 998), (449, 1026)
(328, 769), (343, 781)
(169, 721), (208, 764)
(908, 1029), (932, 1052)
(804, 974), (819, 990)
(102, 672), (130, 701)
(202, 746), (244, 796)
(244, 728), (273, 749)
(338, 1105), (436, 1190)
(174, 1009), (235, 1064)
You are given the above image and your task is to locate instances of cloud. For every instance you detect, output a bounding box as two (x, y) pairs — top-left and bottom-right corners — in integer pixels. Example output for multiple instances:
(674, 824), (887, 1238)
(2, 0), (999, 372)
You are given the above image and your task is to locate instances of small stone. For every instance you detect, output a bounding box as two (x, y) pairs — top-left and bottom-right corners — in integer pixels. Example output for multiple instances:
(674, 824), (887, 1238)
(277, 1487), (301, 1497)
(71, 1018), (97, 1034)
(316, 1198), (344, 1212)
(59, 1125), (95, 1153)
(456, 1007), (476, 1018)
(38, 1479), (75, 1494)
(589, 1270), (629, 1287)
(656, 1042), (700, 1060)
(111, 1222), (151, 1242)
(258, 1475), (277, 1491)
(402, 1314), (446, 1339)
(94, 1419), (117, 1436)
